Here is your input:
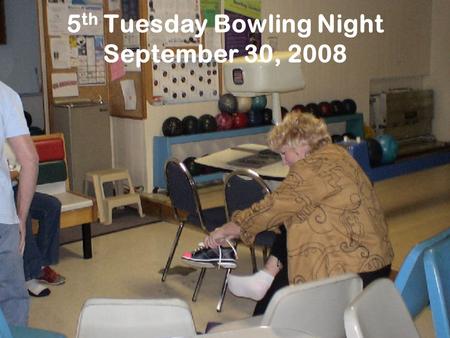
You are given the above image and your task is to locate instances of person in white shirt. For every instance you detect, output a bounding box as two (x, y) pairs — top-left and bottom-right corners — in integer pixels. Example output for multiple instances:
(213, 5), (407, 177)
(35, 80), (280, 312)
(0, 80), (38, 325)
(7, 143), (65, 297)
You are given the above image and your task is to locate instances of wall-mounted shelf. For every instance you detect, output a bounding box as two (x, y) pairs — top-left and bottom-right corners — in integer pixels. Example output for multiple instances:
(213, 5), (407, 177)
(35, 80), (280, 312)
(152, 113), (364, 190)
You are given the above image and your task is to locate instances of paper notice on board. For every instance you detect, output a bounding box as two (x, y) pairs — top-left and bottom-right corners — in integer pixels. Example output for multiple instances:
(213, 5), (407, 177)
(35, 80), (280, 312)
(110, 59), (126, 81)
(50, 36), (70, 69)
(120, 79), (137, 110)
(108, 0), (121, 11)
(68, 5), (104, 36)
(51, 73), (79, 98)
(47, 2), (69, 36)
(204, 27), (222, 52)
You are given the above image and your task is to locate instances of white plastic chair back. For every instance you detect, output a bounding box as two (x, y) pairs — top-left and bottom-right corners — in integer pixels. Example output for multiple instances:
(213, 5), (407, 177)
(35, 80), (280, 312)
(344, 278), (420, 338)
(76, 298), (196, 338)
(261, 273), (362, 338)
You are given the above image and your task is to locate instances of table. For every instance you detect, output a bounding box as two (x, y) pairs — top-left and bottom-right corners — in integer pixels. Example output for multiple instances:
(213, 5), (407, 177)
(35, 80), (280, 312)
(195, 144), (289, 180)
(195, 326), (319, 338)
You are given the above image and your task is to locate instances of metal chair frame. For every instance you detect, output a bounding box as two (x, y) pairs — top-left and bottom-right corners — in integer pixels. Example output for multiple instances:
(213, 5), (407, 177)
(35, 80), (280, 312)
(214, 169), (275, 312)
(224, 168), (273, 272)
(161, 158), (228, 310)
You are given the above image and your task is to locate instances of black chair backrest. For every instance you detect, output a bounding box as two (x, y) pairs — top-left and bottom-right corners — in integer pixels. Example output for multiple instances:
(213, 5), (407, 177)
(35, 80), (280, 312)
(224, 169), (271, 220)
(165, 159), (203, 222)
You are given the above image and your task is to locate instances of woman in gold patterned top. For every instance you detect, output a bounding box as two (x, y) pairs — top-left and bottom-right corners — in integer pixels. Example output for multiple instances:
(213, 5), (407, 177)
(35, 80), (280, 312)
(204, 111), (394, 313)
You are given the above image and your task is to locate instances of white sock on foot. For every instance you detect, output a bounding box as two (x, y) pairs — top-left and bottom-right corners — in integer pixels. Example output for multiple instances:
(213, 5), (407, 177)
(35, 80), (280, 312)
(26, 279), (50, 297)
(227, 270), (274, 301)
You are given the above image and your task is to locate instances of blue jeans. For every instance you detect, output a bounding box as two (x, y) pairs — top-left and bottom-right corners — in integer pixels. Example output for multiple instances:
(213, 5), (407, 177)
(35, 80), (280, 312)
(0, 224), (29, 326)
(22, 191), (62, 280)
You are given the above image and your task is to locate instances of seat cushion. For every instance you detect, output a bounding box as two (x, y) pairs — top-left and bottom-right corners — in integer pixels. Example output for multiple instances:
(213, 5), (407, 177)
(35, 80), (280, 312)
(34, 138), (65, 162)
(37, 161), (67, 185)
(207, 316), (263, 333)
(187, 206), (227, 232)
(53, 192), (93, 212)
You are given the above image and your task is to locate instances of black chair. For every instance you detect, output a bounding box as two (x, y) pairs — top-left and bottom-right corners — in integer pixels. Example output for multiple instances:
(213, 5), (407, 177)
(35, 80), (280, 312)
(215, 169), (276, 311)
(224, 169), (276, 272)
(161, 159), (228, 305)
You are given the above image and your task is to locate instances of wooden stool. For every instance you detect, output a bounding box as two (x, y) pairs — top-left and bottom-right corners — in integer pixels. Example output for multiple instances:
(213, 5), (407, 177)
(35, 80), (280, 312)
(85, 168), (144, 225)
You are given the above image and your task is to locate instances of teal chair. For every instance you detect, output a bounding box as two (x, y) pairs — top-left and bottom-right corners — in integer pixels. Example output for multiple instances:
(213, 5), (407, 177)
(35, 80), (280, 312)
(395, 227), (450, 317)
(424, 236), (450, 338)
(0, 308), (65, 338)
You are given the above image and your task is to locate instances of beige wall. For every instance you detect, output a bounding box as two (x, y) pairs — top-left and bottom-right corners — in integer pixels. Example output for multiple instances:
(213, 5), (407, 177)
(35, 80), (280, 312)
(424, 0), (450, 141)
(115, 0), (450, 191)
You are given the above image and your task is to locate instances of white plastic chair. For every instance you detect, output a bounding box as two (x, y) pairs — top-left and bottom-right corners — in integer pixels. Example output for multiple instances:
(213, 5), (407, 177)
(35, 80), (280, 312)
(75, 298), (197, 338)
(210, 273), (362, 338)
(344, 278), (420, 338)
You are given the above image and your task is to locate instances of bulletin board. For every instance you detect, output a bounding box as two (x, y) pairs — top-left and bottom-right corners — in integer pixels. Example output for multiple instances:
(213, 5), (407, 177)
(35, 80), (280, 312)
(42, 0), (147, 120)
(106, 0), (148, 119)
(43, 0), (108, 105)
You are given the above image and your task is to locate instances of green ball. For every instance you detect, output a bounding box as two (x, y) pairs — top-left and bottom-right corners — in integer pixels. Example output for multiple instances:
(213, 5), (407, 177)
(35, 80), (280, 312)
(251, 95), (267, 112)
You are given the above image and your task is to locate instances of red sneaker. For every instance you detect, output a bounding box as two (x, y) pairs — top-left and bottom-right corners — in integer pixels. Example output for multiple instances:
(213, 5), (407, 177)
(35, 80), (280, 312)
(38, 266), (66, 286)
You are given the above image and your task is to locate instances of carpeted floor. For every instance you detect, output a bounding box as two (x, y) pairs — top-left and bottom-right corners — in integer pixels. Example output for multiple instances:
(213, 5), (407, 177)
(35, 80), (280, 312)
(59, 207), (161, 245)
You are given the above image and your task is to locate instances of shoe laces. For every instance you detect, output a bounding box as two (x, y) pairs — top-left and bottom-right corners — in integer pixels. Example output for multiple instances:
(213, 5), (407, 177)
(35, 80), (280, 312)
(217, 239), (238, 268)
(194, 240), (238, 268)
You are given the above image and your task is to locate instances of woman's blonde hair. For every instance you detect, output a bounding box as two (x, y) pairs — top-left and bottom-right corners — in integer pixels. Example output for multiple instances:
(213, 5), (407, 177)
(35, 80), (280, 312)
(268, 110), (331, 152)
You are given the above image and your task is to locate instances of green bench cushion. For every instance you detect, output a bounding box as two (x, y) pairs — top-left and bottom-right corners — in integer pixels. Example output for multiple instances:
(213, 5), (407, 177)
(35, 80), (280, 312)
(37, 161), (67, 185)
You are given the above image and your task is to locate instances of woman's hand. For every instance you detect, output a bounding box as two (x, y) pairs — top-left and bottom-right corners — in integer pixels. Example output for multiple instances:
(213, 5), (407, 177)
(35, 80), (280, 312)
(204, 221), (241, 248)
(204, 228), (226, 248)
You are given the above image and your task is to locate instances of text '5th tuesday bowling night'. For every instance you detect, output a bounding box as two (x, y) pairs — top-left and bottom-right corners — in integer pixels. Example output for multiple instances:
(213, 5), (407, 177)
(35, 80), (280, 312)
(68, 13), (385, 66)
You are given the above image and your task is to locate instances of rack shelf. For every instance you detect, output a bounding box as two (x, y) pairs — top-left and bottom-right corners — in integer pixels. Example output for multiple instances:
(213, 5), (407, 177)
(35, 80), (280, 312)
(152, 113), (364, 189)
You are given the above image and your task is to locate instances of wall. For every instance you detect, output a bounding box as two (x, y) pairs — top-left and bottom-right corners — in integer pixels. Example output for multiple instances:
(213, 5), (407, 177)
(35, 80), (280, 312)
(137, 0), (435, 190)
(424, 0), (450, 141)
(0, 0), (44, 128)
(111, 116), (149, 189)
(0, 0), (41, 93)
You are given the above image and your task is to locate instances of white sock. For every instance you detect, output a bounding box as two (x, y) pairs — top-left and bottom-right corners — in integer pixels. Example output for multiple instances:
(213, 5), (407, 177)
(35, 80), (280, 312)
(26, 279), (49, 296)
(227, 270), (274, 301)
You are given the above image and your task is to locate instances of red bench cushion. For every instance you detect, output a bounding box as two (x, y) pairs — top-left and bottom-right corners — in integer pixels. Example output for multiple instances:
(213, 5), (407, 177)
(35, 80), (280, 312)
(34, 138), (65, 162)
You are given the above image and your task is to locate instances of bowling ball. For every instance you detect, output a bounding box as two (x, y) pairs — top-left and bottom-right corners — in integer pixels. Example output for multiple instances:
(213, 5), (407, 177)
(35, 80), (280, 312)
(236, 96), (252, 113)
(331, 134), (344, 143)
(162, 117), (183, 136)
(376, 134), (398, 164)
(248, 110), (264, 127)
(366, 138), (383, 167)
(262, 108), (273, 125)
(215, 112), (233, 130)
(183, 156), (201, 176)
(318, 101), (333, 117)
(218, 94), (238, 114)
(331, 100), (345, 115)
(342, 98), (357, 114)
(181, 115), (199, 134)
(251, 95), (267, 111)
(291, 104), (306, 112)
(199, 114), (217, 132)
(232, 112), (249, 129)
(305, 103), (321, 117)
